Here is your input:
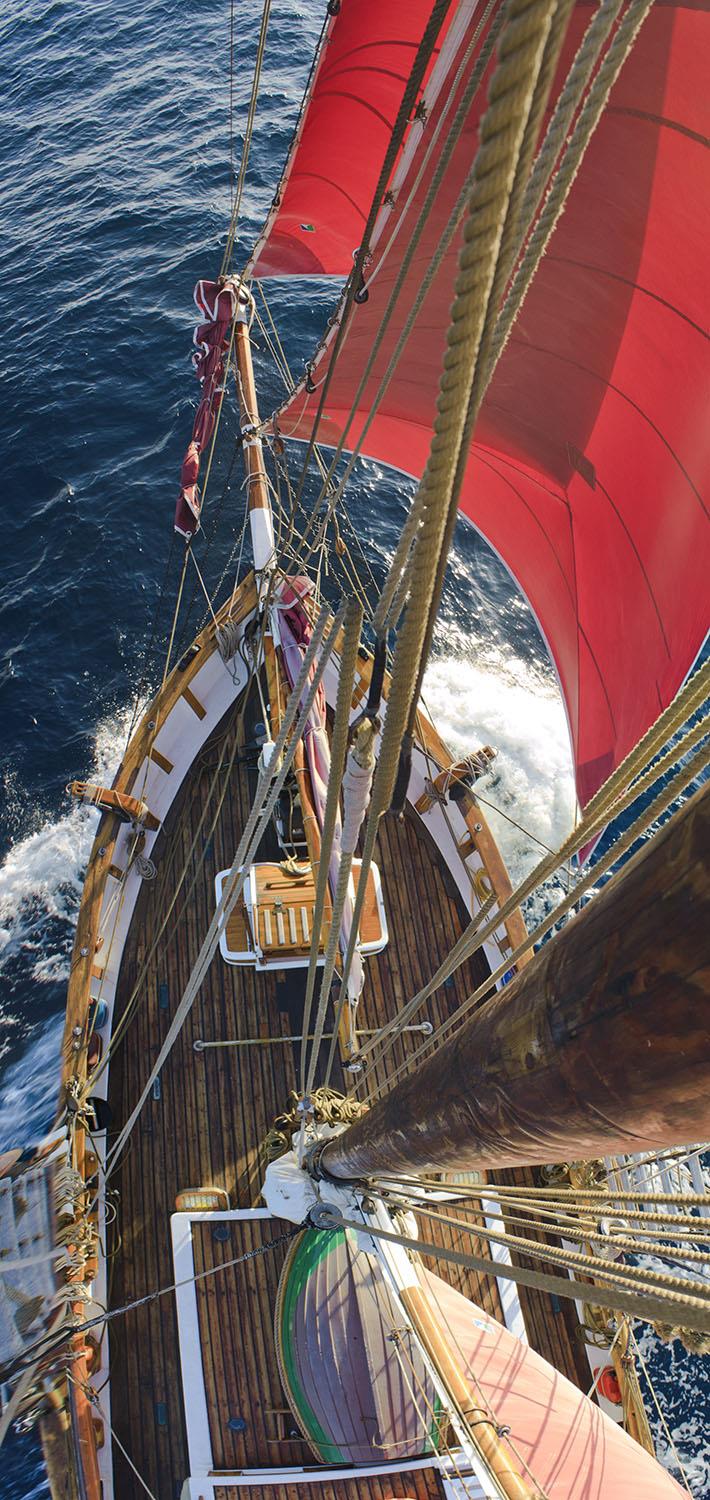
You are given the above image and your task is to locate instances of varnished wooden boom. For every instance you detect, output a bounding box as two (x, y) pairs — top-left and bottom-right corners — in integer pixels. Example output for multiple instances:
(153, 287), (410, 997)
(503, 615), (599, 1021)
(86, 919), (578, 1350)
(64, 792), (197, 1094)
(321, 781), (710, 1180)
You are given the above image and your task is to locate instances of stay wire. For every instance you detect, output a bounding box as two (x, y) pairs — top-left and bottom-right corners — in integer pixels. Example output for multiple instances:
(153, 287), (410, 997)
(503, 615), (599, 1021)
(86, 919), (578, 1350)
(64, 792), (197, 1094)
(2, 1227), (300, 1388)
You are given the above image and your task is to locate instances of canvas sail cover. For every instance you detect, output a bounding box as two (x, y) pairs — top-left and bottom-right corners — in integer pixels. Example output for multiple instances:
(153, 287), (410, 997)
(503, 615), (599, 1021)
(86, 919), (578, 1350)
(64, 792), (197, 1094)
(250, 0), (710, 808)
(421, 1267), (685, 1496)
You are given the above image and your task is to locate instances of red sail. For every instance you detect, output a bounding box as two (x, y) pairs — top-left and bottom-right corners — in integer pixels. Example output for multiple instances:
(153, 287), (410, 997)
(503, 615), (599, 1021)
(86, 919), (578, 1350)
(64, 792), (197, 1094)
(252, 0), (710, 809)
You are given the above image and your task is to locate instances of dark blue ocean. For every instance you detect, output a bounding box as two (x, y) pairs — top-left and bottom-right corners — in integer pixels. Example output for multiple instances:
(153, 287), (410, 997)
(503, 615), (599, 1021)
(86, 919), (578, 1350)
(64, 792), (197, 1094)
(0, 2), (706, 1494)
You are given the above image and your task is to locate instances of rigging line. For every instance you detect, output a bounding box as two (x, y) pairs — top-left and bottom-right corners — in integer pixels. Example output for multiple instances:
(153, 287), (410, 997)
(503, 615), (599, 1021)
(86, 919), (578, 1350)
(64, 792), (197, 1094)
(607, 1141), (710, 1175)
(394, 1176), (710, 1210)
(416, 684), (579, 868)
(123, 532), (176, 753)
(159, 544), (190, 695)
(77, 797), (159, 1071)
(244, 2), (332, 277)
(3, 1228), (300, 1389)
(178, 427), (245, 648)
(376, 0), (570, 645)
(287, 0), (506, 553)
(332, 1213), (710, 1332)
(489, 0), (656, 374)
(515, 0), (626, 255)
(87, 693), (248, 1088)
(351, 695), (709, 1090)
(391, 1189), (710, 1237)
(348, 1233), (486, 1497)
(583, 1317), (625, 1396)
(0, 1358), (44, 1452)
(382, 1190), (710, 1269)
(193, 319), (239, 533)
(356, 734), (710, 1100)
(377, 1199), (710, 1303)
(402, 0), (578, 748)
(85, 613), (280, 1088)
(332, 0), (561, 1019)
(289, 0), (455, 515)
(68, 1372), (159, 1500)
(253, 301), (293, 394)
(617, 1148), (710, 1199)
(188, 544), (218, 625)
(350, 1207), (539, 1500)
(410, 705), (504, 900)
(228, 0), (236, 210)
(411, 1251), (551, 1499)
(98, 603), (345, 1193)
(300, 599), (363, 1100)
(82, 602), (262, 1075)
(381, 1316), (511, 1500)
(367, 0), (503, 297)
(221, 0), (273, 274)
(627, 1325), (695, 1496)
(200, 503), (249, 631)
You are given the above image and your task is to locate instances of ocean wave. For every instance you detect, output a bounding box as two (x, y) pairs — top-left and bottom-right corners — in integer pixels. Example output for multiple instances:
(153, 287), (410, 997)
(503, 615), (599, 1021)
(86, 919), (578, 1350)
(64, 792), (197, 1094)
(0, 1014), (65, 1153)
(0, 704), (136, 990)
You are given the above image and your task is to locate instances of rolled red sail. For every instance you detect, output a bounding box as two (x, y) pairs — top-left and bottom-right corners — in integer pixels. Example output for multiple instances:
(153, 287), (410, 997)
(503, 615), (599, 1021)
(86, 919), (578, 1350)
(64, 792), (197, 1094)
(174, 278), (238, 538)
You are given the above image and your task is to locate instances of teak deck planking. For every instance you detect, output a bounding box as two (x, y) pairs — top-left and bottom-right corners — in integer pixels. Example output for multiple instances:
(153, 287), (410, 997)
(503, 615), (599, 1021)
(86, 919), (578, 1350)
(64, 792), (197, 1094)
(212, 1470), (447, 1500)
(106, 690), (585, 1500)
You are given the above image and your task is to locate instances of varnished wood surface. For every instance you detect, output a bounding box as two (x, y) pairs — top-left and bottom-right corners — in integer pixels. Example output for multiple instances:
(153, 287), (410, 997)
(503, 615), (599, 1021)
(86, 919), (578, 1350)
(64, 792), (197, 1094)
(212, 1469), (446, 1500)
(106, 686), (583, 1500)
(193, 1218), (314, 1470)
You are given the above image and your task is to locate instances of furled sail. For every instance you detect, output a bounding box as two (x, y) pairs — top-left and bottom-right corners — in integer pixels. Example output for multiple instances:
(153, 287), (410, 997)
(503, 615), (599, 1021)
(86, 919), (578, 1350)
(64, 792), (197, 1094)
(251, 0), (710, 808)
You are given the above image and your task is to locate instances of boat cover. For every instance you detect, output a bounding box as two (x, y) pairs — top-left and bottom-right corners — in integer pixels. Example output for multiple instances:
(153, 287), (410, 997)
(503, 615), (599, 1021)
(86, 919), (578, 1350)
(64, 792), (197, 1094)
(275, 1227), (440, 1463)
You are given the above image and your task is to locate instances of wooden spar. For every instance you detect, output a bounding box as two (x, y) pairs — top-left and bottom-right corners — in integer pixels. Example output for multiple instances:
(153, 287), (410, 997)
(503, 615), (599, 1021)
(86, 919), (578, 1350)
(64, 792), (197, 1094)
(234, 286), (275, 575)
(319, 781), (710, 1181)
(398, 1282), (536, 1499)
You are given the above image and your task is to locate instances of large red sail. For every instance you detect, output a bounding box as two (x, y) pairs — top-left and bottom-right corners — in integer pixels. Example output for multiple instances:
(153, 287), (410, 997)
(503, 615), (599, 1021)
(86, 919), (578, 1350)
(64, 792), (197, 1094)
(252, 0), (710, 809)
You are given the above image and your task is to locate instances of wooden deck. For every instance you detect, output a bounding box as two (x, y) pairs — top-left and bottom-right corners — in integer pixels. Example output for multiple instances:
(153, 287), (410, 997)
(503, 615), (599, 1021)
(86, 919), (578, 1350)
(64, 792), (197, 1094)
(106, 684), (585, 1500)
(212, 1470), (447, 1500)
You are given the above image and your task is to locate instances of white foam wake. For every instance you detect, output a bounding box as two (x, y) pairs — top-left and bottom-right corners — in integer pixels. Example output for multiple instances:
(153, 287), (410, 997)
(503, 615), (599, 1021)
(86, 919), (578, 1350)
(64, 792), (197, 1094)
(422, 648), (577, 887)
(0, 705), (137, 991)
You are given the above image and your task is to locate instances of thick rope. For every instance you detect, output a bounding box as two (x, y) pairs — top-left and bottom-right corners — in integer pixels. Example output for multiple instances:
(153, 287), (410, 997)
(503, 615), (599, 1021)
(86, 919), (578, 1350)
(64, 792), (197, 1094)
(382, 1183), (710, 1248)
(316, 721), (378, 1090)
(356, 722), (709, 1095)
(403, 0), (576, 739)
(515, 0), (625, 252)
(337, 0), (560, 1009)
(335, 1215), (710, 1335)
(368, 703), (706, 1072)
(380, 1197), (710, 1302)
(353, 667), (709, 1079)
(290, 0), (454, 512)
(299, 598), (363, 1097)
(490, 0), (656, 371)
(297, 0), (507, 555)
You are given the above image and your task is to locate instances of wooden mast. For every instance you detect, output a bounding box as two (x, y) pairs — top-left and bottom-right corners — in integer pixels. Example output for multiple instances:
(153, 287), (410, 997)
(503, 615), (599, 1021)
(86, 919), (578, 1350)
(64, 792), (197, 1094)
(319, 781), (710, 1181)
(234, 284), (275, 578)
